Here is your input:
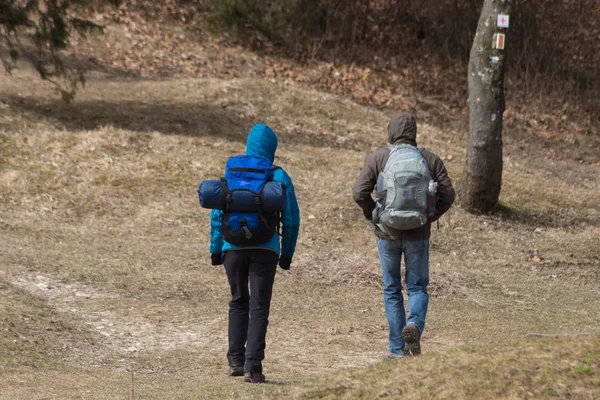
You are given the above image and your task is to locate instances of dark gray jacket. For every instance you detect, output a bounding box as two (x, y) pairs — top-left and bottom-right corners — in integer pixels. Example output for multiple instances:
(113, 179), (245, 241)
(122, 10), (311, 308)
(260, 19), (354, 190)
(352, 113), (455, 240)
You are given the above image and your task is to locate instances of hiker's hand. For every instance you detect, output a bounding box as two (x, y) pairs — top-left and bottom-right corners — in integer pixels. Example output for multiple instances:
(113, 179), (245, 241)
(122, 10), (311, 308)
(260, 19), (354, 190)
(428, 209), (440, 223)
(211, 253), (223, 266)
(279, 256), (292, 270)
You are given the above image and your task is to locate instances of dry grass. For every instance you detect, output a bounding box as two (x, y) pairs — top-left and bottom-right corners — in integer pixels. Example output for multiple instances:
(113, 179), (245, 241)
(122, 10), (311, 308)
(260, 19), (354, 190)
(0, 64), (599, 399)
(280, 337), (600, 399)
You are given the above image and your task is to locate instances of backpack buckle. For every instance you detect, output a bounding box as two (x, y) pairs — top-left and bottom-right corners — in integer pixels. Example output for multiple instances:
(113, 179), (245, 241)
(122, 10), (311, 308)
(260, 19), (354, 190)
(241, 226), (252, 239)
(225, 191), (233, 211)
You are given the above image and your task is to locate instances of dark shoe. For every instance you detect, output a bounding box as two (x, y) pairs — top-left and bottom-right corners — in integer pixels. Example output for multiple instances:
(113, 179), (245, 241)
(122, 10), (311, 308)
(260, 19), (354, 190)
(402, 323), (422, 356)
(229, 365), (244, 377)
(244, 371), (266, 383)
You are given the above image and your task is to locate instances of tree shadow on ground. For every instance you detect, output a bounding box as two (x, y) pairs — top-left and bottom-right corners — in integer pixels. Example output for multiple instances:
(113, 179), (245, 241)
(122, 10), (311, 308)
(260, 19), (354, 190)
(1, 95), (250, 145)
(2, 94), (368, 150)
(0, 47), (138, 83)
(491, 204), (599, 229)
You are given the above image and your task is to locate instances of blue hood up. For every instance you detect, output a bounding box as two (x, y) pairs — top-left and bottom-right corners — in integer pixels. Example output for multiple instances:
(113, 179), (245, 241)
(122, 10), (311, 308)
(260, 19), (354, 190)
(246, 124), (278, 162)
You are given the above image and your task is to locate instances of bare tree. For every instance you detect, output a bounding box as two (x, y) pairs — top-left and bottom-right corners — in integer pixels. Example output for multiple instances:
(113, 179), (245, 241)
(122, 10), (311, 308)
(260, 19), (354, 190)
(458, 0), (514, 213)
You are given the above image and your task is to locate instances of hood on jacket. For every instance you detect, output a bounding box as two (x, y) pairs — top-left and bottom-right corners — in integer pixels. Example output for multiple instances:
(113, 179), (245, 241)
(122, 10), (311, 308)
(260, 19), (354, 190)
(246, 124), (278, 162)
(388, 112), (417, 146)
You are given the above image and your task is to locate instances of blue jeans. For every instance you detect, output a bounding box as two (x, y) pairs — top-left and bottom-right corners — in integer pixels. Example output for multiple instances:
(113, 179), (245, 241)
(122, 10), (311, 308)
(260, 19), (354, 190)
(377, 238), (430, 355)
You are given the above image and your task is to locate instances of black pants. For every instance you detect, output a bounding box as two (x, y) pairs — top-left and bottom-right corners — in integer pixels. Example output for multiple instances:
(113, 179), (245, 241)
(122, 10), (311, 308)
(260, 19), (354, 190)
(223, 249), (278, 373)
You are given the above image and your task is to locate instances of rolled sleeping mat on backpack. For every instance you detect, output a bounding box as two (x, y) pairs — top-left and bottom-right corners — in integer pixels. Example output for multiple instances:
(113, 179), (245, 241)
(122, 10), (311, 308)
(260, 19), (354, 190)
(261, 181), (286, 212)
(198, 180), (224, 209)
(198, 180), (286, 212)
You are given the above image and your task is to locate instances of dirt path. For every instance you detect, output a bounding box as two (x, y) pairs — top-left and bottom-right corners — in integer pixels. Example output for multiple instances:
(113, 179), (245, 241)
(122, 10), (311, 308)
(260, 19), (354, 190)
(0, 263), (392, 399)
(7, 271), (220, 357)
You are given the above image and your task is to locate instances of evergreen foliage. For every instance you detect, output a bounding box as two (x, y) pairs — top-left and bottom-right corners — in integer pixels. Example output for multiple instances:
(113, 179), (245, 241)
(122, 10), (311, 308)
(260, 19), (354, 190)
(0, 0), (121, 101)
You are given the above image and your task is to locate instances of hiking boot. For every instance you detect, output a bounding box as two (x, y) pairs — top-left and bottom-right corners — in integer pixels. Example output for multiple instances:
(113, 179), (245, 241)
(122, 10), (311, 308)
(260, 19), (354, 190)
(382, 352), (404, 362)
(244, 371), (266, 384)
(402, 323), (422, 356)
(228, 365), (244, 377)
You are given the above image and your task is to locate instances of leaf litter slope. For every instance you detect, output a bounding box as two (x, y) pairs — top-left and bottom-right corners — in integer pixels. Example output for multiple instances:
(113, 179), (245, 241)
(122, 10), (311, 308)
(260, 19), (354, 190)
(0, 67), (599, 399)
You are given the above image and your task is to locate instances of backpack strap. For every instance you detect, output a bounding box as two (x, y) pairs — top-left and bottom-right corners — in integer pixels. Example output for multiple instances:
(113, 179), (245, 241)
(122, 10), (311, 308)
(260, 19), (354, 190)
(220, 177), (231, 212)
(265, 165), (280, 181)
(269, 164), (284, 237)
(417, 146), (435, 179)
(387, 144), (421, 154)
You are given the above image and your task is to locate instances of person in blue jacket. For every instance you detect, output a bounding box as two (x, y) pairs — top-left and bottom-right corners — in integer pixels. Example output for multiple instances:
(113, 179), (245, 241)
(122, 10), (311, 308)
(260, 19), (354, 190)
(210, 124), (300, 383)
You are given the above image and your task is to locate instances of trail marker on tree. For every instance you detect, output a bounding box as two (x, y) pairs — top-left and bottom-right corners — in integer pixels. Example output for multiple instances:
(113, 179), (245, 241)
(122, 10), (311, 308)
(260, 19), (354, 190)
(457, 0), (515, 213)
(494, 33), (506, 49)
(497, 14), (510, 28)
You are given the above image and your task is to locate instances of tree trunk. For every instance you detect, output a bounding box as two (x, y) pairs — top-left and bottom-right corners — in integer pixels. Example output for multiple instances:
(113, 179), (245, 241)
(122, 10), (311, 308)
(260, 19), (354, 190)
(458, 0), (514, 213)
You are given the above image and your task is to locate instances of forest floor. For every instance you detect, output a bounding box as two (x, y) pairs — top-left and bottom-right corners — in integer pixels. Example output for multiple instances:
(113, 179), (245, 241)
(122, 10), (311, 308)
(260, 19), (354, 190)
(1, 8), (599, 399)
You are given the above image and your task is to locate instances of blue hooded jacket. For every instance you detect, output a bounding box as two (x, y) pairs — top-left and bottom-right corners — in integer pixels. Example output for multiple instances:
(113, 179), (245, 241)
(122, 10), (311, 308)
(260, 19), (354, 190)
(210, 124), (300, 258)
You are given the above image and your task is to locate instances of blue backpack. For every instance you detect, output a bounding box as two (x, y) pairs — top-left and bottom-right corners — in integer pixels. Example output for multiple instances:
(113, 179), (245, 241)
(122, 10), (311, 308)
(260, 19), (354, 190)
(213, 155), (283, 246)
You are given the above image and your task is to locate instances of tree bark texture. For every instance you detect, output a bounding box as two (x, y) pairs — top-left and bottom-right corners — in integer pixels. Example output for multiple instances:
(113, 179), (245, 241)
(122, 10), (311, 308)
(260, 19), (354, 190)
(458, 0), (514, 213)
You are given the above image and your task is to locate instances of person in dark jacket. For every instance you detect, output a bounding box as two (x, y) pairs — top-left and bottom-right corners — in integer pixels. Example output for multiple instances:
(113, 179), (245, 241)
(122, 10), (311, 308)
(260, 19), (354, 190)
(210, 124), (300, 383)
(353, 112), (455, 358)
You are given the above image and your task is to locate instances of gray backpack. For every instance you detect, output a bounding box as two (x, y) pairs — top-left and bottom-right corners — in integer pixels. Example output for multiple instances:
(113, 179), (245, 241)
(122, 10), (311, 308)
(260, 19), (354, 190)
(374, 144), (437, 232)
